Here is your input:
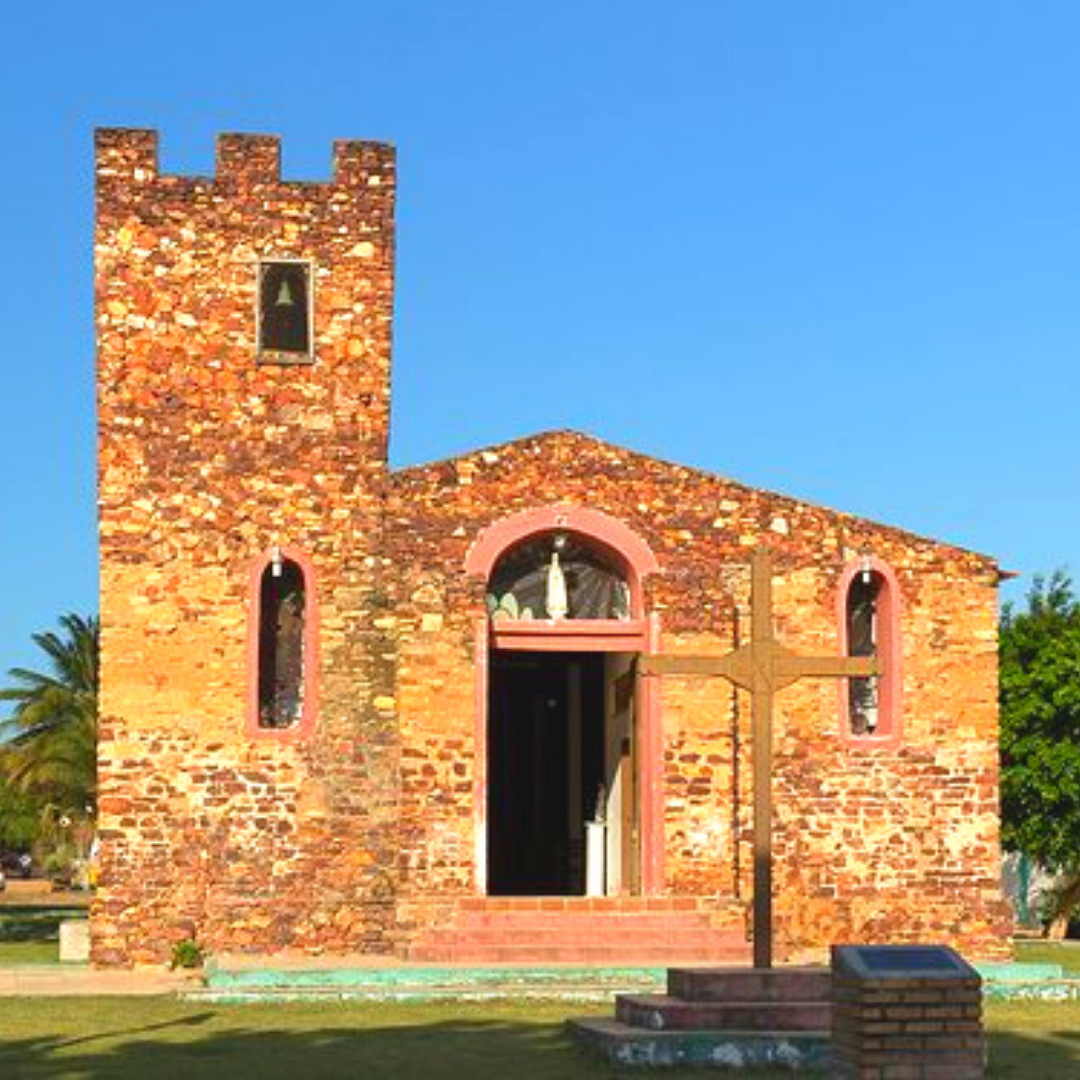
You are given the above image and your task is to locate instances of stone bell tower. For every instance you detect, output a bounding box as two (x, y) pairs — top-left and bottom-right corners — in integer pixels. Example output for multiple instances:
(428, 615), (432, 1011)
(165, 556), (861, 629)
(94, 129), (401, 964)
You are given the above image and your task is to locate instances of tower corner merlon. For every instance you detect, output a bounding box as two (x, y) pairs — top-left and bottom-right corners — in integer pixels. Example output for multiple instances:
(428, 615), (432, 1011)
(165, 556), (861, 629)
(95, 127), (159, 184)
(333, 139), (396, 188)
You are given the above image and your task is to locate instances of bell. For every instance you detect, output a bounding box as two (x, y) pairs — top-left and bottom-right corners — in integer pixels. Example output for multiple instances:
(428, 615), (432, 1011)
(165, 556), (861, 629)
(275, 277), (294, 307)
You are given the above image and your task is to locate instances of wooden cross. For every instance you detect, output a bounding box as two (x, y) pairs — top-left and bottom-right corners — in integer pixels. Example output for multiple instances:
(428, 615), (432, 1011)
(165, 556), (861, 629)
(640, 547), (880, 969)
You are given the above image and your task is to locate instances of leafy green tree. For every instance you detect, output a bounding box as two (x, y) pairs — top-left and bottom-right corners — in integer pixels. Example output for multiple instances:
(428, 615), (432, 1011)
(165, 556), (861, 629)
(1000, 572), (1080, 936)
(0, 614), (99, 817)
(0, 781), (42, 850)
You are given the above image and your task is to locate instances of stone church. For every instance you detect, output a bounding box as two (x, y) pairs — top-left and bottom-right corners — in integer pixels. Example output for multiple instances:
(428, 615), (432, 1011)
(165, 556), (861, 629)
(93, 128), (1009, 967)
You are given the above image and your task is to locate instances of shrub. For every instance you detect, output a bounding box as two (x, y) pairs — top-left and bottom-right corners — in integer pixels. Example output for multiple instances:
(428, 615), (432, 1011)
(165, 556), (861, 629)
(169, 937), (205, 970)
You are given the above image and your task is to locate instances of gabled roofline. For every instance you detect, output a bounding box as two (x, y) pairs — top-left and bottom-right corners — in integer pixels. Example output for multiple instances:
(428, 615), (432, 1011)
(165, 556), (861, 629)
(390, 428), (999, 570)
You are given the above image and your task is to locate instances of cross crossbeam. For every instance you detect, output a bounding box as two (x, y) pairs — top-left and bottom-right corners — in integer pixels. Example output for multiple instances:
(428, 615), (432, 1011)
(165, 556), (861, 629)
(640, 547), (882, 969)
(641, 646), (877, 692)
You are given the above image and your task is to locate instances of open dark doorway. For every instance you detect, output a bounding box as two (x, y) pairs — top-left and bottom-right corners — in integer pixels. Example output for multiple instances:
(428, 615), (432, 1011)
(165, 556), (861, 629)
(487, 651), (606, 896)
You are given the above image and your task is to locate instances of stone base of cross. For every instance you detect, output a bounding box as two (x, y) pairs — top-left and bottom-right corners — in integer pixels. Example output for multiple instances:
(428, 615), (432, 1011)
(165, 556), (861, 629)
(640, 547), (879, 969)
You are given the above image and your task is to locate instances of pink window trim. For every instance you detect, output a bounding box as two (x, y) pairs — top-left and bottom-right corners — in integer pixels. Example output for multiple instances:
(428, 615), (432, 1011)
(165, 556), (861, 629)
(245, 546), (320, 742)
(836, 555), (902, 749)
(640, 612), (665, 894)
(473, 616), (489, 896)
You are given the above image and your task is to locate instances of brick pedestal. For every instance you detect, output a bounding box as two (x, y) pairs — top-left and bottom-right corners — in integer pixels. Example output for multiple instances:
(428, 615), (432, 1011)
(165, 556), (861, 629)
(831, 944), (985, 1079)
(569, 966), (832, 1069)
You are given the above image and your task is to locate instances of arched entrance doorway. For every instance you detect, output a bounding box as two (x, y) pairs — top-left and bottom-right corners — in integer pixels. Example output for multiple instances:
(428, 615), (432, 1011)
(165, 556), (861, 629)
(466, 506), (662, 897)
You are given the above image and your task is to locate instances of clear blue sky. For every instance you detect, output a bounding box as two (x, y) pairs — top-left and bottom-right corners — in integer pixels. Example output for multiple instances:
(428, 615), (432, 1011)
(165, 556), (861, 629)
(1, 1), (1077, 687)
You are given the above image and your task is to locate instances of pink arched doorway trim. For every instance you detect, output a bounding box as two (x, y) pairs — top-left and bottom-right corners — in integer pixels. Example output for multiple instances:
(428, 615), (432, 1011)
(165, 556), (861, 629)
(836, 554), (903, 750)
(465, 504), (660, 607)
(467, 505), (665, 896)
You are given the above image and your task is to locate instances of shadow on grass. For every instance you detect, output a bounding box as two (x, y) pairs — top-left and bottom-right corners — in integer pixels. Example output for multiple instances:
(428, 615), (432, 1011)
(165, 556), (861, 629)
(2, 1017), (604, 1080)
(2, 1009), (1080, 1079)
(988, 1031), (1080, 1079)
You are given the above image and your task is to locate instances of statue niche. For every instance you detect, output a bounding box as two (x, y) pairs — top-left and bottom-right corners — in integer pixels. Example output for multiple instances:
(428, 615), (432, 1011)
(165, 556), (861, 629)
(486, 534), (631, 622)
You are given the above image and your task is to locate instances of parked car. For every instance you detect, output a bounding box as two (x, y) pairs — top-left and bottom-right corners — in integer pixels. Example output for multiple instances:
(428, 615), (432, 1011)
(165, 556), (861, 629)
(0, 852), (33, 879)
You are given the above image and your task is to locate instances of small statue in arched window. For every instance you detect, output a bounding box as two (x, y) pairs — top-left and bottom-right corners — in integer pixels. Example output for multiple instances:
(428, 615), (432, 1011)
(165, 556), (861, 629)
(487, 533), (632, 622)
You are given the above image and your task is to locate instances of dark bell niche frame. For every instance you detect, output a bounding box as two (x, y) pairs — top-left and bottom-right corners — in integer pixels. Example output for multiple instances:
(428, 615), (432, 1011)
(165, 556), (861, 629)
(258, 260), (313, 364)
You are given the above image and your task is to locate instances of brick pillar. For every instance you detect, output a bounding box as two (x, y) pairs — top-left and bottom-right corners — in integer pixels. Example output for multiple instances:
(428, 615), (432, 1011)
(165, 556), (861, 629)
(831, 944), (985, 1079)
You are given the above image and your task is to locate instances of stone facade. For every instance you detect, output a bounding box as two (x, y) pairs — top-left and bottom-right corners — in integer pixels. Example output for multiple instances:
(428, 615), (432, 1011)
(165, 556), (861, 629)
(94, 129), (1010, 966)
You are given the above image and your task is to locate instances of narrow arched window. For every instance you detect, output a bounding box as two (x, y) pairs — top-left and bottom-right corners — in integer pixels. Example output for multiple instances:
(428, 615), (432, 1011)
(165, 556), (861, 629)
(258, 556), (307, 729)
(840, 558), (901, 745)
(847, 572), (882, 735)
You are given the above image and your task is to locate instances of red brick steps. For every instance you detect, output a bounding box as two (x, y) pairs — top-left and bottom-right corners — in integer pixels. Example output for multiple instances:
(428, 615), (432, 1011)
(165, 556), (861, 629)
(408, 897), (749, 965)
(625, 966), (833, 1032)
(616, 992), (831, 1032)
(668, 965), (832, 1002)
(568, 965), (834, 1068)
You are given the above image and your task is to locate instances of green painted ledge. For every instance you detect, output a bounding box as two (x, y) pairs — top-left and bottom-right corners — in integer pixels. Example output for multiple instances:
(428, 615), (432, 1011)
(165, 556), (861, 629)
(191, 964), (668, 1002)
(976, 961), (1065, 980)
(186, 959), (1080, 1004)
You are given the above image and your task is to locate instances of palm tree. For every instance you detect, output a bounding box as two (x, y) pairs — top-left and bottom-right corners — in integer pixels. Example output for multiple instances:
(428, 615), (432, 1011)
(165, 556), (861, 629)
(0, 614), (99, 814)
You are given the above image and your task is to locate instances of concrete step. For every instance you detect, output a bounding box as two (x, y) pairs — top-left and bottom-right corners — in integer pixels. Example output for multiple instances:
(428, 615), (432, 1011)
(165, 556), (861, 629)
(567, 1016), (832, 1070)
(616, 992), (831, 1032)
(457, 896), (736, 914)
(454, 912), (727, 930)
(418, 928), (746, 948)
(409, 903), (750, 965)
(668, 965), (831, 1003)
(408, 945), (751, 964)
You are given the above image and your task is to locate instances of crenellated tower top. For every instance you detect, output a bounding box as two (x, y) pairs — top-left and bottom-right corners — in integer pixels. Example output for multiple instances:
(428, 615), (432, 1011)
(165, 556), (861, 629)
(94, 128), (395, 189)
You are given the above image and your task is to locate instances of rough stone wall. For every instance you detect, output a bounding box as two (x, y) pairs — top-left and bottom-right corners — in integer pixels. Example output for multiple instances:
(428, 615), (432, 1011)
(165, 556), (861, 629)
(386, 431), (1010, 957)
(95, 130), (1008, 965)
(94, 129), (400, 965)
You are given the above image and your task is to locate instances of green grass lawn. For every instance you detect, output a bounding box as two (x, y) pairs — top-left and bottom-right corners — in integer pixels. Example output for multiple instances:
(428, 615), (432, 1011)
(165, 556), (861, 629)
(1013, 937), (1080, 974)
(0, 998), (1078, 1079)
(3, 929), (1080, 1076)
(0, 906), (86, 965)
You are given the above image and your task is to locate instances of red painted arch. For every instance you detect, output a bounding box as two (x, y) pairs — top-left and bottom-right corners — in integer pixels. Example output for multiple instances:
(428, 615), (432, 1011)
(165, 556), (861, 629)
(465, 505), (660, 617)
